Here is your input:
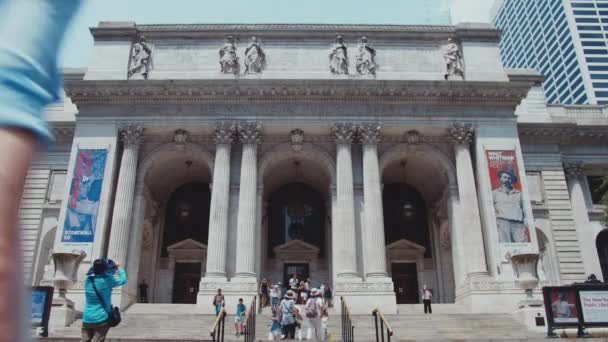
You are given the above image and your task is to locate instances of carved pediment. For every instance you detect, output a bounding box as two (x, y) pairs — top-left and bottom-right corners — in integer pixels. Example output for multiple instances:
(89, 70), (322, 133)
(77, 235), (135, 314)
(274, 239), (320, 254)
(273, 239), (320, 261)
(167, 238), (207, 252)
(386, 239), (426, 260)
(167, 239), (207, 262)
(386, 239), (426, 252)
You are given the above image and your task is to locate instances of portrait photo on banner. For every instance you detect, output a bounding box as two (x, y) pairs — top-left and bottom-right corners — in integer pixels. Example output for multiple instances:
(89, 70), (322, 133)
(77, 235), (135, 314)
(549, 287), (579, 324)
(486, 150), (531, 246)
(62, 149), (108, 244)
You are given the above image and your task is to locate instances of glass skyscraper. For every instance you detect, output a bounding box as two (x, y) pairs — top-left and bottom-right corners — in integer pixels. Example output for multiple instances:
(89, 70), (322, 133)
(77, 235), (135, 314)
(494, 0), (608, 105)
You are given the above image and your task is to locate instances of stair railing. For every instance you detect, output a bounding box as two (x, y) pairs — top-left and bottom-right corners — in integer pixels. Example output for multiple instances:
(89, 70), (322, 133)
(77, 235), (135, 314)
(243, 296), (257, 342)
(210, 307), (226, 342)
(372, 308), (393, 342)
(341, 296), (355, 342)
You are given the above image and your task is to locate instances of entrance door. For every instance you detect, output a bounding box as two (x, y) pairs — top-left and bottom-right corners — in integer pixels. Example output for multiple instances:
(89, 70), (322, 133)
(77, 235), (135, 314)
(172, 263), (201, 304)
(284, 263), (309, 288)
(391, 263), (419, 304)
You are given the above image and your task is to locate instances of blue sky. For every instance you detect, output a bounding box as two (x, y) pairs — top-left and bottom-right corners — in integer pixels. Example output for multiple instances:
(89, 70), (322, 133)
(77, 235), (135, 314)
(59, 0), (492, 67)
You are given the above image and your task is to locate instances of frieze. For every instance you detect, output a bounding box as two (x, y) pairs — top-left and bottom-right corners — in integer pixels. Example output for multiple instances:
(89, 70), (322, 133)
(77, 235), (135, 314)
(455, 279), (549, 297)
(198, 281), (258, 292)
(65, 79), (531, 108)
(335, 281), (394, 293)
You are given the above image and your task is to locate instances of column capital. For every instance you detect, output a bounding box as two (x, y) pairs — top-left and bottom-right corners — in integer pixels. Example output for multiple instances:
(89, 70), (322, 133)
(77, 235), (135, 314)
(358, 123), (382, 145)
(237, 122), (263, 144)
(331, 123), (356, 144)
(564, 161), (585, 177)
(120, 124), (144, 149)
(214, 122), (237, 145)
(447, 124), (474, 146)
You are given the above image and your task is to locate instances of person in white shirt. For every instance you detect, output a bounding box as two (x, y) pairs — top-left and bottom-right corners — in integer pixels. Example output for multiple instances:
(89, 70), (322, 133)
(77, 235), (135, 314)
(492, 169), (527, 243)
(304, 288), (324, 340)
(270, 285), (279, 309)
(422, 285), (433, 314)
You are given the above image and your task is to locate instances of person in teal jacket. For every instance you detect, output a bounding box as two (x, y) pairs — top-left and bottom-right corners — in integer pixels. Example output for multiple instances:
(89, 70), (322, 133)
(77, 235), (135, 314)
(81, 259), (127, 342)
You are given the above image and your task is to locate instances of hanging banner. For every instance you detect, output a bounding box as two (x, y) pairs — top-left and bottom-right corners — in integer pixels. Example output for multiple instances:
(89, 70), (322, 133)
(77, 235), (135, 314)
(61, 149), (107, 244)
(486, 150), (531, 254)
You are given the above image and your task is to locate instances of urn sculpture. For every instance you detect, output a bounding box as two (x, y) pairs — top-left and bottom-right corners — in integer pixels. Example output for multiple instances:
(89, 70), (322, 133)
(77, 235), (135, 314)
(51, 250), (86, 303)
(509, 253), (540, 295)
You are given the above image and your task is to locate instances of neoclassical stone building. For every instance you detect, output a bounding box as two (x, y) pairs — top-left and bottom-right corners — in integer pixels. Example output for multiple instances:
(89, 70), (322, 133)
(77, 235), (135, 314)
(23, 22), (608, 315)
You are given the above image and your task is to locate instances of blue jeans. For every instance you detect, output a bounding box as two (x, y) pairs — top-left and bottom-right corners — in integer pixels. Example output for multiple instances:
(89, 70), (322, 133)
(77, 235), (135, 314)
(215, 304), (223, 315)
(271, 297), (278, 308)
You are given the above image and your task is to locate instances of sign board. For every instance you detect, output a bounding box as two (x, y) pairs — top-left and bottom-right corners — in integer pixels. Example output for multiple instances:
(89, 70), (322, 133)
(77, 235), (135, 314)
(578, 286), (608, 326)
(31, 286), (54, 336)
(543, 286), (580, 327)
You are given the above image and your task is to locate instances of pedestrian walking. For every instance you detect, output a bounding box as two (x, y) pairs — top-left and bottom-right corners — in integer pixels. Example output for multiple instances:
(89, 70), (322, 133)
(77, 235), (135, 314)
(304, 288), (324, 340)
(234, 298), (246, 337)
(260, 278), (270, 308)
(271, 284), (280, 309)
(213, 289), (225, 316)
(280, 290), (297, 339)
(81, 259), (127, 342)
(422, 284), (433, 314)
(268, 308), (282, 340)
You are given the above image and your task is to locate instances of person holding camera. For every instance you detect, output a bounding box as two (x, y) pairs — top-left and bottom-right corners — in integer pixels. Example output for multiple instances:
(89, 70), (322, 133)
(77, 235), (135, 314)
(81, 259), (127, 342)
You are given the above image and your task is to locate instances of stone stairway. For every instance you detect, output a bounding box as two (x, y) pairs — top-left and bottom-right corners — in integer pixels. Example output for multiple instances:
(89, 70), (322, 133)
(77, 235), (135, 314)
(40, 303), (550, 341)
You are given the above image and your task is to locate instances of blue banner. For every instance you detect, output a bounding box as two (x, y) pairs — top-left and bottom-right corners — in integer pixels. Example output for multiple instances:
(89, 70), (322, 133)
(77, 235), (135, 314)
(62, 149), (107, 243)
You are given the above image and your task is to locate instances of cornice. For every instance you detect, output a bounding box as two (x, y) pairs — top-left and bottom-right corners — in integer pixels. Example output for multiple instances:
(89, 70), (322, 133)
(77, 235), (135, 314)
(518, 123), (608, 144)
(90, 22), (499, 41)
(65, 79), (532, 108)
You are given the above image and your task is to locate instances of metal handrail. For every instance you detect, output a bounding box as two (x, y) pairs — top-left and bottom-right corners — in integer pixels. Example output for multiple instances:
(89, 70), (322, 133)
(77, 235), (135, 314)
(242, 296), (257, 342)
(341, 296), (355, 342)
(210, 308), (226, 342)
(372, 308), (393, 342)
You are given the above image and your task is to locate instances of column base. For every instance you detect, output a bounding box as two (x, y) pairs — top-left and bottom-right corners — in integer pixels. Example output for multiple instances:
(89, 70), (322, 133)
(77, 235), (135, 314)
(455, 275), (545, 314)
(197, 276), (258, 314)
(334, 277), (396, 314)
(514, 302), (546, 332)
(49, 298), (80, 332)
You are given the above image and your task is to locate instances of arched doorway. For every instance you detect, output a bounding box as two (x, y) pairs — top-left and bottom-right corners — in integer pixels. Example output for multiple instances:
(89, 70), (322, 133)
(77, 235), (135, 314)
(380, 144), (456, 303)
(259, 143), (335, 290)
(267, 183), (326, 285)
(383, 183), (430, 304)
(162, 182), (210, 303)
(596, 230), (608, 281)
(132, 143), (214, 304)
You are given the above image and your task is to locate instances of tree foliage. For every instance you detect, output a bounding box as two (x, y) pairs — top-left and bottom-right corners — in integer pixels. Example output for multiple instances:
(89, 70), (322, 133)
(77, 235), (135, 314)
(600, 176), (608, 227)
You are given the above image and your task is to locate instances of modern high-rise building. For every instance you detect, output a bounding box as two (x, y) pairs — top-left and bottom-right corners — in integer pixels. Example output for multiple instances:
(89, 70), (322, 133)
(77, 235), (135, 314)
(494, 0), (608, 105)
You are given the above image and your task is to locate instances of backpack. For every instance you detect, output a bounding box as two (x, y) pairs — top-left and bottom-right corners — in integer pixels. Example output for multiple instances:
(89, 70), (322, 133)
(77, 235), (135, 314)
(305, 298), (318, 318)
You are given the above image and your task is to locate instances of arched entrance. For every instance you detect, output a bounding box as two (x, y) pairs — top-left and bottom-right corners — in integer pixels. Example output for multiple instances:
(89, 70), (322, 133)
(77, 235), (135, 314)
(133, 143), (214, 304)
(596, 230), (608, 281)
(259, 142), (335, 290)
(162, 182), (210, 303)
(380, 143), (456, 303)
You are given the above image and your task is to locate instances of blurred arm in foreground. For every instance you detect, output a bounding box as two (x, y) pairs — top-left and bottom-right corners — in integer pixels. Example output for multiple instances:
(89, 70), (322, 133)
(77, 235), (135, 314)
(0, 0), (83, 340)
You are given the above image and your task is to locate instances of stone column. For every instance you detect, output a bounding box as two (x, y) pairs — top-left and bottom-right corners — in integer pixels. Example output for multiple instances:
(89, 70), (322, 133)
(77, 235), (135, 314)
(108, 125), (144, 266)
(205, 123), (236, 279)
(331, 123), (360, 279)
(564, 161), (601, 278)
(234, 122), (262, 280)
(447, 124), (487, 276)
(358, 123), (389, 278)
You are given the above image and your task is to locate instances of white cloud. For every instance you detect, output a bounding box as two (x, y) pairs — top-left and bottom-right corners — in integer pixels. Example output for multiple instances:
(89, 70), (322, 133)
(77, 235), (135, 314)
(451, 0), (497, 24)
